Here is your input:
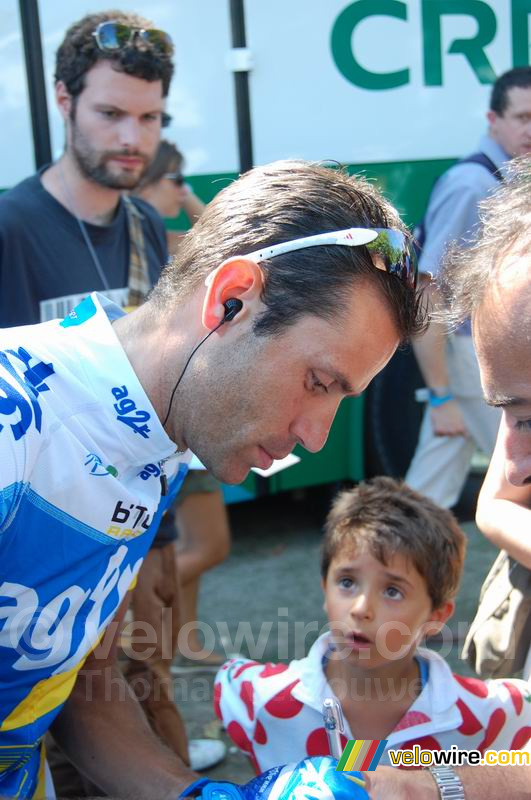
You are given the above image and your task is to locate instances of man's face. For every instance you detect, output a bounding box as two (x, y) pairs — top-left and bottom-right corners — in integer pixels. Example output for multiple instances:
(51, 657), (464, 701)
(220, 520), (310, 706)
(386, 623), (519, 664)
(474, 255), (531, 486)
(488, 86), (531, 158)
(67, 60), (164, 189)
(174, 281), (399, 484)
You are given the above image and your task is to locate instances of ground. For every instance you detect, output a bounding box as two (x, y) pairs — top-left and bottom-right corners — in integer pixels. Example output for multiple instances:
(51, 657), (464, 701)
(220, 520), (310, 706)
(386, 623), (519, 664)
(174, 483), (499, 784)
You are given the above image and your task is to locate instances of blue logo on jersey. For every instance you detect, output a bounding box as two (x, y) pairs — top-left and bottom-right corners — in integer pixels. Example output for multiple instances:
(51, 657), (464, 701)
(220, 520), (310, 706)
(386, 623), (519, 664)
(112, 385), (151, 439)
(60, 295), (97, 327)
(0, 348), (55, 441)
(84, 453), (118, 478)
(138, 462), (161, 481)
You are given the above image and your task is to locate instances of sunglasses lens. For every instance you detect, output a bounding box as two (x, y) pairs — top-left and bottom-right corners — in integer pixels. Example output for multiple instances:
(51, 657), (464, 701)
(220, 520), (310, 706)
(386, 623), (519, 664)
(96, 22), (131, 50)
(140, 28), (173, 54)
(368, 229), (418, 289)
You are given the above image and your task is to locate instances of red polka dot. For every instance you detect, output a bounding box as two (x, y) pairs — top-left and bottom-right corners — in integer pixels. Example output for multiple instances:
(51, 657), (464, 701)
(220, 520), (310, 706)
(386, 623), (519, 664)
(264, 680), (304, 718)
(254, 719), (268, 745)
(260, 663), (290, 678)
(233, 661), (259, 680)
(240, 681), (255, 721)
(503, 681), (524, 715)
(227, 721), (253, 754)
(213, 682), (222, 720)
(454, 674), (489, 698)
(477, 708), (507, 753)
(401, 736), (441, 752)
(456, 698), (483, 736)
(510, 726), (531, 751)
(394, 711), (431, 732)
(305, 727), (348, 757)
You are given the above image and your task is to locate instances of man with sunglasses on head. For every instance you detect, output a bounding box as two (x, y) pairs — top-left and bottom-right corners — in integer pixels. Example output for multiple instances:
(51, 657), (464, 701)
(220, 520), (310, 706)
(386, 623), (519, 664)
(0, 10), (174, 328)
(0, 158), (423, 799)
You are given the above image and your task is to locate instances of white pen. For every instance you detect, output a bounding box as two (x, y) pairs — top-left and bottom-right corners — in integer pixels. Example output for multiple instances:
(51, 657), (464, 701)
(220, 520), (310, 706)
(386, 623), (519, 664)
(322, 697), (345, 760)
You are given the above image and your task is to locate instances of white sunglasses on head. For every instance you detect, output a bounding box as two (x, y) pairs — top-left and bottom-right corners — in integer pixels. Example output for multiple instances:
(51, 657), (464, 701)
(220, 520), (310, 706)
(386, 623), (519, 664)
(206, 227), (417, 289)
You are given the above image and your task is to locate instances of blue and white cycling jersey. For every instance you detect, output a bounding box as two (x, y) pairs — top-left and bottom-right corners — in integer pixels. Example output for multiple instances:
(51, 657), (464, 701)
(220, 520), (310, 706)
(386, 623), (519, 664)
(0, 293), (189, 799)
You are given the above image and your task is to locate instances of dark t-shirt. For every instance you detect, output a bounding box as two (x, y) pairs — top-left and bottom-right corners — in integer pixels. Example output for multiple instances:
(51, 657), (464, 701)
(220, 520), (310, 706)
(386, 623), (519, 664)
(0, 167), (177, 545)
(0, 169), (168, 327)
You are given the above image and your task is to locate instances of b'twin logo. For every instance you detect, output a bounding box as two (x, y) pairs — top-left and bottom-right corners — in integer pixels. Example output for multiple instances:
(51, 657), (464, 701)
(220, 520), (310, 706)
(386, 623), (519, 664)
(0, 546), (142, 673)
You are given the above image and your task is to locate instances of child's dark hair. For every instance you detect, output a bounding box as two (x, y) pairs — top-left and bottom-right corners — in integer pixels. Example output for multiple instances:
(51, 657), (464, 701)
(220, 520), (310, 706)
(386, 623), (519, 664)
(321, 476), (466, 609)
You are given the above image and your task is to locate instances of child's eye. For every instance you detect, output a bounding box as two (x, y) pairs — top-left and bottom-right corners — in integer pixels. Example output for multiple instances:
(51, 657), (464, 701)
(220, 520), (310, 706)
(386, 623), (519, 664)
(338, 577), (354, 589)
(385, 586), (404, 600)
(515, 418), (531, 431)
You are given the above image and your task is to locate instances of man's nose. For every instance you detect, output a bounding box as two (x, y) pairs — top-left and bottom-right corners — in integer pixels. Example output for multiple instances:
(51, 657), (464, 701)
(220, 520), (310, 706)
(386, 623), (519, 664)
(501, 415), (531, 486)
(118, 117), (142, 149)
(290, 401), (340, 453)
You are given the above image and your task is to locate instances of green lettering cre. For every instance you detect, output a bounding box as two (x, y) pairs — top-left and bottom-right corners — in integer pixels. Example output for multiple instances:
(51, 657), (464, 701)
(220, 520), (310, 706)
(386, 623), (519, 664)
(331, 0), (409, 90)
(422, 0), (497, 86)
(512, 0), (531, 66)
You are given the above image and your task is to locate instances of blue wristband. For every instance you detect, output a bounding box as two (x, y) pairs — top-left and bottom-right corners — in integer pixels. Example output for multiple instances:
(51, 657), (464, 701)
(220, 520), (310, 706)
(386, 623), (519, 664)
(429, 391), (454, 407)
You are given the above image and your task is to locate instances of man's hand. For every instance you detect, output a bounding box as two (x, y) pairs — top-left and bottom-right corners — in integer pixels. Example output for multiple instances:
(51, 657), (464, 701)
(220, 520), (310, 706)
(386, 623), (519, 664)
(430, 399), (469, 436)
(181, 756), (368, 799)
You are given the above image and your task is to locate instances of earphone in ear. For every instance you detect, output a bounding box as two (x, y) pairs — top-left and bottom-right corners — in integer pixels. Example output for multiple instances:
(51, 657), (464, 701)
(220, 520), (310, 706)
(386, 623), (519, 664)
(161, 297), (244, 430)
(223, 298), (243, 322)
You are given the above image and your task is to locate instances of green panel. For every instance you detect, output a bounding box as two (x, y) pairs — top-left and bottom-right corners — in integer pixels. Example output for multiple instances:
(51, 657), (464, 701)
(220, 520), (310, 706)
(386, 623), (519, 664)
(165, 172), (238, 231)
(165, 159), (457, 231)
(346, 157), (456, 225)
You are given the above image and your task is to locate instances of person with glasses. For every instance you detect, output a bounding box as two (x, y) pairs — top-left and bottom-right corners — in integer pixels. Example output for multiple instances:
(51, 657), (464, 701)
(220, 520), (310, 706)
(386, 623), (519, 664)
(137, 140), (206, 256)
(0, 158), (422, 799)
(0, 10), (174, 328)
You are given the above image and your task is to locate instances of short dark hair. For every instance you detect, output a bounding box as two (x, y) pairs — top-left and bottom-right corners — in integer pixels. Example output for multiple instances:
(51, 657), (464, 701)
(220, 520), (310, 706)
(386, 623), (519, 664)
(55, 10), (174, 99)
(490, 66), (531, 115)
(138, 140), (183, 187)
(321, 477), (466, 609)
(440, 157), (531, 327)
(150, 160), (426, 342)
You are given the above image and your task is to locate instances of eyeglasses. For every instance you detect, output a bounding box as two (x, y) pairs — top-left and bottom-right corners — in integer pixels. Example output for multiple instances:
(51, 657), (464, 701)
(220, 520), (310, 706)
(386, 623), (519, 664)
(163, 172), (184, 186)
(222, 227), (417, 289)
(92, 21), (173, 55)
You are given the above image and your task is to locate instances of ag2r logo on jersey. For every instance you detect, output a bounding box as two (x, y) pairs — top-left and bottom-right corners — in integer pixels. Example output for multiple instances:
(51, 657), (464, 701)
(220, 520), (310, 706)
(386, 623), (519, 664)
(112, 385), (151, 439)
(0, 348), (55, 441)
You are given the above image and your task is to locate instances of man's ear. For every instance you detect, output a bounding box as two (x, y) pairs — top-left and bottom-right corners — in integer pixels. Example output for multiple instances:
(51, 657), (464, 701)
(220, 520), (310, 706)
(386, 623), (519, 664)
(422, 599), (455, 639)
(486, 109), (497, 129)
(55, 81), (73, 122)
(202, 257), (264, 331)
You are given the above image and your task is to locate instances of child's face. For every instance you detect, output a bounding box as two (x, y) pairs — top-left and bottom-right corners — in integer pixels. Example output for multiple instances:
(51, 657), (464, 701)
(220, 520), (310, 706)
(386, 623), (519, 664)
(323, 546), (453, 670)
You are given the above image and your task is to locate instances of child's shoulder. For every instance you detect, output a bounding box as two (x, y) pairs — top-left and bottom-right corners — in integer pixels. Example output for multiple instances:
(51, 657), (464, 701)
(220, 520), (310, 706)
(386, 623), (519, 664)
(450, 670), (531, 739)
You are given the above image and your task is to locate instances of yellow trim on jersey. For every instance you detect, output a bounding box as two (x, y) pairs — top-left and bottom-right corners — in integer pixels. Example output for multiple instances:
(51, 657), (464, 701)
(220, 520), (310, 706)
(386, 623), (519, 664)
(0, 659), (83, 732)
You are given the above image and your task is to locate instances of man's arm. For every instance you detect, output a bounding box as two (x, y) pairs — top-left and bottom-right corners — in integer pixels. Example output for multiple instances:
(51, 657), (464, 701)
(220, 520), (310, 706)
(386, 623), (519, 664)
(412, 167), (494, 437)
(412, 276), (468, 436)
(366, 765), (530, 800)
(50, 594), (197, 799)
(475, 425), (531, 568)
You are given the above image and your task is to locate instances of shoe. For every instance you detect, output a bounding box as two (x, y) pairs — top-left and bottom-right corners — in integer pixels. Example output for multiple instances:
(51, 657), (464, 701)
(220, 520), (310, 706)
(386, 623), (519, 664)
(188, 739), (227, 772)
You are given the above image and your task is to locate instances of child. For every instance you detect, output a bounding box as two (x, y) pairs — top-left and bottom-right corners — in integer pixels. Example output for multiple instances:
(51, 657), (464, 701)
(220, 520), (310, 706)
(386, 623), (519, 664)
(214, 477), (531, 772)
